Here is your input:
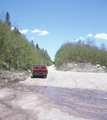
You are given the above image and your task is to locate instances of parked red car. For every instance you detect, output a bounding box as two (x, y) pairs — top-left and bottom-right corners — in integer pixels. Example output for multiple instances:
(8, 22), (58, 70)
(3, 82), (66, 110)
(32, 64), (48, 78)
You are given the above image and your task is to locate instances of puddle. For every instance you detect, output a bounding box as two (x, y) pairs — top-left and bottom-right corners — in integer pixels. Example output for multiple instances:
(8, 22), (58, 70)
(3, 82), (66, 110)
(27, 86), (107, 120)
(27, 86), (107, 106)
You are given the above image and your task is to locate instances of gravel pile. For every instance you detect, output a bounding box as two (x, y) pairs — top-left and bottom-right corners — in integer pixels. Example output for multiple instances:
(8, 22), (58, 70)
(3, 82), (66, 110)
(57, 62), (106, 73)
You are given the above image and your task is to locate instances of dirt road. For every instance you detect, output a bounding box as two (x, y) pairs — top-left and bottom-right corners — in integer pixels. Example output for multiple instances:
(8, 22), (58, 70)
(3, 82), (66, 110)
(0, 65), (107, 120)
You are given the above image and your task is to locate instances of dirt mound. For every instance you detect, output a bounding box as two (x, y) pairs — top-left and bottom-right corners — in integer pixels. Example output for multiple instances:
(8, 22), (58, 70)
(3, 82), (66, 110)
(57, 62), (106, 72)
(0, 70), (30, 82)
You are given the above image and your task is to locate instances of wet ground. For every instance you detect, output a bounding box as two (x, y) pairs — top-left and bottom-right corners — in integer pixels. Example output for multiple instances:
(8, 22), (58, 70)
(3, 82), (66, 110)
(27, 86), (107, 120)
(0, 80), (107, 120)
(0, 81), (38, 120)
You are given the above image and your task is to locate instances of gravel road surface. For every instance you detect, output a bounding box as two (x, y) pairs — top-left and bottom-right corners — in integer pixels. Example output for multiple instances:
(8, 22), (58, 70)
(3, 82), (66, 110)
(0, 65), (107, 120)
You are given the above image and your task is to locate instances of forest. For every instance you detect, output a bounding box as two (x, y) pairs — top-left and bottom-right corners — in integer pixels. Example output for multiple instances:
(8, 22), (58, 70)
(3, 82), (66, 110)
(1, 11), (107, 71)
(55, 40), (107, 68)
(0, 12), (52, 71)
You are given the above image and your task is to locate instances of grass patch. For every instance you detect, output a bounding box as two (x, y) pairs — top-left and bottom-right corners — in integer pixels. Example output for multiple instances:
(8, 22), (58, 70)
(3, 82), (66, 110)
(9, 78), (20, 83)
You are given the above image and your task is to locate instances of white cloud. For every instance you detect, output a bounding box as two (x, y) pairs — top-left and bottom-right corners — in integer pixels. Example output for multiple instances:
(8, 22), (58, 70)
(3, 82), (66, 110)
(39, 31), (49, 36)
(71, 37), (85, 42)
(19, 29), (28, 34)
(11, 27), (14, 30)
(80, 37), (85, 40)
(94, 33), (107, 40)
(86, 34), (93, 37)
(31, 37), (35, 40)
(71, 39), (80, 42)
(31, 29), (49, 36)
(31, 29), (41, 33)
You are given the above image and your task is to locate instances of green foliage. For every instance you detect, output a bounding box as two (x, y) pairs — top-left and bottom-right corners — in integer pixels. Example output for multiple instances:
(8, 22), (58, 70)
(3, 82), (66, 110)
(55, 40), (107, 67)
(0, 12), (52, 70)
(5, 12), (10, 21)
(5, 11), (11, 26)
(37, 48), (53, 66)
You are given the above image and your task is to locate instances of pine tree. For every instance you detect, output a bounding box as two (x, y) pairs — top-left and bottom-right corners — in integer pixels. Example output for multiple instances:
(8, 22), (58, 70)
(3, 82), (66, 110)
(5, 11), (11, 25)
(36, 43), (40, 50)
(5, 12), (10, 21)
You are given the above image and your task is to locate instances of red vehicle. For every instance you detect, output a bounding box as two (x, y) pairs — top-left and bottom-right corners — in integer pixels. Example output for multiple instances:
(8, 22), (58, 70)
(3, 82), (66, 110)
(32, 64), (48, 78)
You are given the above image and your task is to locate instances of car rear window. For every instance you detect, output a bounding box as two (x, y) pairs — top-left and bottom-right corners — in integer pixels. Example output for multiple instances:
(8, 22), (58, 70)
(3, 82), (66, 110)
(35, 65), (45, 68)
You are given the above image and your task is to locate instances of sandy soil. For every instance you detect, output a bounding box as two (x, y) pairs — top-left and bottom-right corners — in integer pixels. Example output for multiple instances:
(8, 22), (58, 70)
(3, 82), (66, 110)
(21, 65), (107, 90)
(0, 65), (107, 120)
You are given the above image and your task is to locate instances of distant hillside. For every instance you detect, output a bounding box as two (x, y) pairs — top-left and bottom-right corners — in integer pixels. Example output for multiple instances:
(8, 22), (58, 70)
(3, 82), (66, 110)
(54, 40), (107, 68)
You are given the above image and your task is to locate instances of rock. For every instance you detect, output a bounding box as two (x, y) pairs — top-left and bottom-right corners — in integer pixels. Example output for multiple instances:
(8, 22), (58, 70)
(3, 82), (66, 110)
(96, 64), (100, 68)
(74, 64), (77, 66)
(102, 66), (106, 69)
(5, 79), (8, 82)
(28, 70), (31, 72)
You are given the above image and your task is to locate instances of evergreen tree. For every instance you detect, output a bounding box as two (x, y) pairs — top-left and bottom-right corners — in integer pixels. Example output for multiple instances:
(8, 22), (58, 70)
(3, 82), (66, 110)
(5, 11), (11, 25)
(5, 12), (10, 21)
(36, 43), (40, 50)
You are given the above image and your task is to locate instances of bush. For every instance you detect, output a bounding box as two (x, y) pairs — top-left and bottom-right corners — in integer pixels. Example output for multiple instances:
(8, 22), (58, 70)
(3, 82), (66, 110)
(55, 40), (107, 67)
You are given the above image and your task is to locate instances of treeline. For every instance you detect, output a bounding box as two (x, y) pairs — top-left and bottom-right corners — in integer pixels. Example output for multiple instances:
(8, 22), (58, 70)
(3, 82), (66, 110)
(55, 40), (107, 67)
(0, 12), (52, 70)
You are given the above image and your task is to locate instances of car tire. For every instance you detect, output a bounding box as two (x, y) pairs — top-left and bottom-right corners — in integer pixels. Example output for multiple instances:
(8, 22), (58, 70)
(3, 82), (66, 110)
(31, 75), (34, 78)
(44, 75), (47, 78)
(33, 75), (35, 78)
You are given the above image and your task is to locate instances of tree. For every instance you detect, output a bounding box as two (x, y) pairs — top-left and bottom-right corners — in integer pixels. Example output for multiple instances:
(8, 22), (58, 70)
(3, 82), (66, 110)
(36, 43), (40, 50)
(13, 27), (21, 35)
(5, 11), (11, 25)
(0, 16), (52, 70)
(54, 40), (107, 67)
(5, 12), (10, 21)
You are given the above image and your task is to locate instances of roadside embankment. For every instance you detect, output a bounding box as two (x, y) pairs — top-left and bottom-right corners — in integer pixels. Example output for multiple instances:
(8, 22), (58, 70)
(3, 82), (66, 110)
(56, 62), (107, 73)
(0, 70), (30, 82)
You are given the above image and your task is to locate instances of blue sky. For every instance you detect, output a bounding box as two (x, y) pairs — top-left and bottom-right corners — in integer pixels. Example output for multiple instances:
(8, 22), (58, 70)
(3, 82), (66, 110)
(1, 0), (107, 61)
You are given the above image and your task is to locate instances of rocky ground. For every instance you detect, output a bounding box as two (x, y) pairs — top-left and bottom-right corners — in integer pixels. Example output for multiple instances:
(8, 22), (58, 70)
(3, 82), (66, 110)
(57, 62), (107, 73)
